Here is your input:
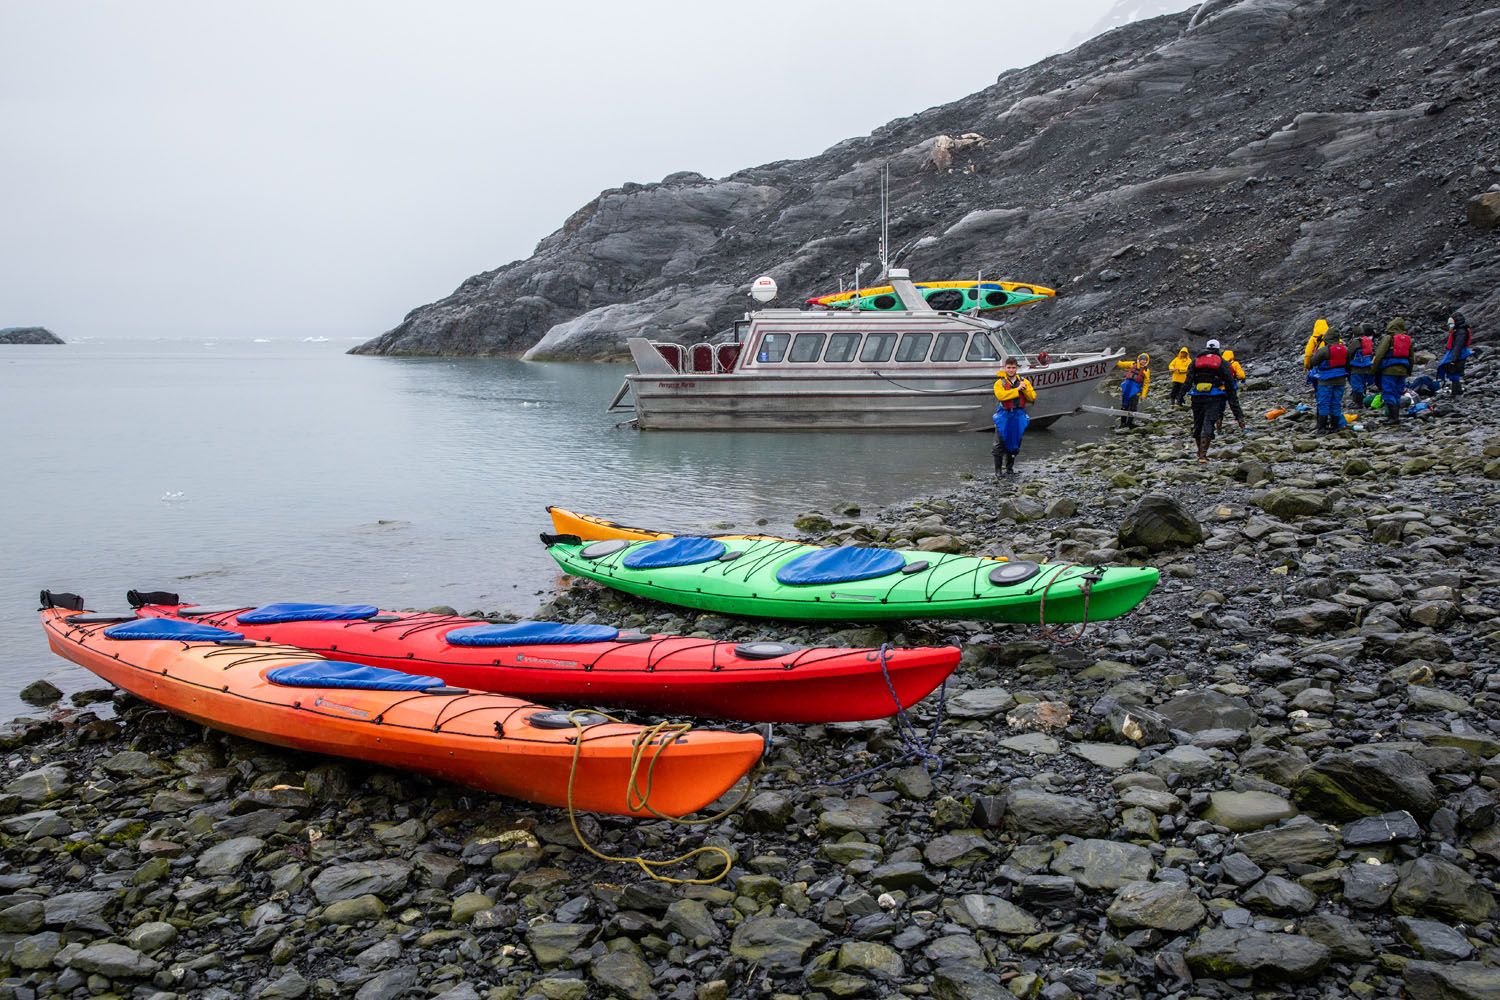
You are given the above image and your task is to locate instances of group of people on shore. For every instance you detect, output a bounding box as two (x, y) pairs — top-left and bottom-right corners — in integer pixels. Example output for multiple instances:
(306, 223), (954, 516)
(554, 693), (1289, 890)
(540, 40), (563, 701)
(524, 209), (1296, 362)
(989, 309), (1476, 474)
(1300, 311), (1474, 433)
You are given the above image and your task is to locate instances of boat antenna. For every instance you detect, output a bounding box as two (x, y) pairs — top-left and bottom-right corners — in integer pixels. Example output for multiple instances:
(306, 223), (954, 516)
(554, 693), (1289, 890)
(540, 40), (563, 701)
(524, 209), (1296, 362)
(878, 163), (890, 280)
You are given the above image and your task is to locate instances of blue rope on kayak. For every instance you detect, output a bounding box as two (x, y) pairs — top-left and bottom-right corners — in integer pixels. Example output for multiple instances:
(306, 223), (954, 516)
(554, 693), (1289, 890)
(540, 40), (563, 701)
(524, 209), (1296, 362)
(825, 644), (946, 786)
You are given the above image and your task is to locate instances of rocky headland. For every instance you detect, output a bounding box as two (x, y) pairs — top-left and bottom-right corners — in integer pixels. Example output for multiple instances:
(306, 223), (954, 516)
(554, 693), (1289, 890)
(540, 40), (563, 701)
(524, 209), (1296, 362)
(3, 353), (1497, 999)
(0, 328), (64, 346)
(352, 0), (1500, 362)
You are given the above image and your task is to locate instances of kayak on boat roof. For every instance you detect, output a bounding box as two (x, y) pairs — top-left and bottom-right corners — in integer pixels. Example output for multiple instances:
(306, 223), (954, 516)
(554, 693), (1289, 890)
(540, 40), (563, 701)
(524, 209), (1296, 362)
(540, 534), (1158, 625)
(39, 592), (762, 817)
(807, 278), (1057, 309)
(123, 591), (960, 724)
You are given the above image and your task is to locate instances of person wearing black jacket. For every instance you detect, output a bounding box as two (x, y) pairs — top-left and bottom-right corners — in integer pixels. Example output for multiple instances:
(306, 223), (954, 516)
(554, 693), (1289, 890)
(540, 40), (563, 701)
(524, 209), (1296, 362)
(1187, 339), (1245, 463)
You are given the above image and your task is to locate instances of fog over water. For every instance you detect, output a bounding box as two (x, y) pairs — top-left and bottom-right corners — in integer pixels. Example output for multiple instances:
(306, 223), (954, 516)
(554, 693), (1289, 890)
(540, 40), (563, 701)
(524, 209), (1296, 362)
(1, 1), (1182, 341)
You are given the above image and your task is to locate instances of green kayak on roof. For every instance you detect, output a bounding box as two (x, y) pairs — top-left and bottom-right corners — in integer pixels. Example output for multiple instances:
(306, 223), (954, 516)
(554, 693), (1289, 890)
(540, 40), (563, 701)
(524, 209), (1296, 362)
(541, 534), (1158, 624)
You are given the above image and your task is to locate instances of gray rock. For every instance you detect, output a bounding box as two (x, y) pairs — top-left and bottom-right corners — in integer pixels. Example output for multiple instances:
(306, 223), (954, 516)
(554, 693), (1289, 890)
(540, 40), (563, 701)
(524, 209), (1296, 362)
(8, 931), (63, 970)
(1094, 696), (1174, 746)
(1051, 838), (1156, 889)
(837, 940), (904, 978)
(0, 899), (44, 933)
(1148, 745), (1218, 782)
(948, 687), (1015, 718)
(196, 835), (265, 875)
(1403, 961), (1500, 1000)
(353, 966), (420, 1000)
(1117, 494), (1204, 551)
(1241, 875), (1317, 914)
(1185, 928), (1330, 980)
(1342, 809), (1423, 845)
(1294, 746), (1439, 820)
(1070, 742), (1141, 769)
(818, 797), (891, 834)
(1397, 916), (1475, 961)
(664, 898), (720, 942)
(1105, 880), (1207, 931)
(1157, 690), (1256, 732)
(3, 764), (70, 803)
(257, 971), (310, 999)
(1273, 601), (1354, 635)
(43, 890), (115, 933)
(526, 922), (599, 966)
(932, 965), (1010, 1000)
(126, 920), (178, 953)
(590, 950), (655, 1000)
(1343, 861), (1400, 910)
(948, 893), (1041, 935)
(729, 916), (828, 971)
(1392, 855), (1497, 923)
(1003, 788), (1106, 837)
(64, 942), (161, 978)
(1203, 790), (1298, 832)
(18, 679), (63, 705)
(924, 832), (996, 868)
(1235, 817), (1341, 867)
(1300, 912), (1375, 961)
(1256, 488), (1328, 519)
(310, 859), (413, 903)
(0, 326), (64, 345)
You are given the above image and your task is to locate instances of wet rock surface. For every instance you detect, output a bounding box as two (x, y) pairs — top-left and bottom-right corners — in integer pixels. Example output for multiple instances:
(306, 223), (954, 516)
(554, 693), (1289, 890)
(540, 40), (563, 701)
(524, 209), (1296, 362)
(10, 326), (1500, 995)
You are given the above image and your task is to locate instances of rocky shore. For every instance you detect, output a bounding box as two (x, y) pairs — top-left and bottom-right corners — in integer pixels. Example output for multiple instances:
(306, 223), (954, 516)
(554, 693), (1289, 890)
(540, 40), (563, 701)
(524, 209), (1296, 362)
(4, 356), (1499, 1000)
(0, 328), (64, 346)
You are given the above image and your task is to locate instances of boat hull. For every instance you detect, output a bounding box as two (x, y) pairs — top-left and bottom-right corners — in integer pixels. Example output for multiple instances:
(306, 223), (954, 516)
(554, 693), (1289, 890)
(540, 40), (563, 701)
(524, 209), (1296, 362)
(41, 608), (762, 816)
(132, 601), (960, 724)
(628, 354), (1120, 431)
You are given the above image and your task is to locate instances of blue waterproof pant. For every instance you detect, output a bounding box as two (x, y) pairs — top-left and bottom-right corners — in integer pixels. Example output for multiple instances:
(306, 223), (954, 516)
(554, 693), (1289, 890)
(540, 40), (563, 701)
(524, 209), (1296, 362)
(1120, 380), (1142, 411)
(993, 408), (1029, 456)
(1381, 373), (1406, 402)
(1315, 381), (1345, 426)
(1349, 369), (1370, 398)
(1437, 350), (1468, 385)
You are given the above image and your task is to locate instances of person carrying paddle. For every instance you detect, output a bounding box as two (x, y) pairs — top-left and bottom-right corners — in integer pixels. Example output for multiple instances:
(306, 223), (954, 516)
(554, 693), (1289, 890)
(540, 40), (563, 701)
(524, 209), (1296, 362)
(1115, 354), (1150, 427)
(1168, 347), (1192, 407)
(992, 356), (1037, 476)
(1372, 317), (1414, 425)
(1307, 329), (1351, 434)
(1188, 339), (1245, 463)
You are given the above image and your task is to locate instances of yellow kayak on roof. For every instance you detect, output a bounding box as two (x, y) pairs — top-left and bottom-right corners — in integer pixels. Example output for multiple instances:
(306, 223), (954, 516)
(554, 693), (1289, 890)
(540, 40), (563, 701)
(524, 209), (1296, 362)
(807, 278), (1056, 308)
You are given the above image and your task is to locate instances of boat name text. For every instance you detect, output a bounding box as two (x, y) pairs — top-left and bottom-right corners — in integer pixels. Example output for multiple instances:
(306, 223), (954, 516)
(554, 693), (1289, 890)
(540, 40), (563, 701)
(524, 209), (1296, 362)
(1029, 360), (1110, 388)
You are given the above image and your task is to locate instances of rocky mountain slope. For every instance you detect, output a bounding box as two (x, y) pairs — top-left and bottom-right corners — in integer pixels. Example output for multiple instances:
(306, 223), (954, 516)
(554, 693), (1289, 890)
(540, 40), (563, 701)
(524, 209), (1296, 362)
(0, 327), (63, 345)
(353, 0), (1500, 361)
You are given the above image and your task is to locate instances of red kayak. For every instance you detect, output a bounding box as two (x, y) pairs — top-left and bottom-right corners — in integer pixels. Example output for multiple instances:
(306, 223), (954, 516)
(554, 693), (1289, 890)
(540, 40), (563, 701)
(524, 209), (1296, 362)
(126, 591), (959, 724)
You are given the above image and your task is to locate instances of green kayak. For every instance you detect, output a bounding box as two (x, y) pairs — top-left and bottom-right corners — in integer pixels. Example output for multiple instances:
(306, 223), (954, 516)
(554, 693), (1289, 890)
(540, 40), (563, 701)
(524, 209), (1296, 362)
(542, 534), (1158, 624)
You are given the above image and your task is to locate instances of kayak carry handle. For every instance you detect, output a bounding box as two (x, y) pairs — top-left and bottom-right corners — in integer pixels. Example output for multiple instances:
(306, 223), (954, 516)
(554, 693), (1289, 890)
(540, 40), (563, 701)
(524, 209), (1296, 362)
(40, 590), (85, 611)
(127, 589), (180, 608)
(539, 532), (582, 546)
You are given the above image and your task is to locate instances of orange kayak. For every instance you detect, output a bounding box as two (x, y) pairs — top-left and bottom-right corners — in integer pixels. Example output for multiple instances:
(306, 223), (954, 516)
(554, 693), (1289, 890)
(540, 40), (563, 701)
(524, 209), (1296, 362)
(39, 600), (762, 817)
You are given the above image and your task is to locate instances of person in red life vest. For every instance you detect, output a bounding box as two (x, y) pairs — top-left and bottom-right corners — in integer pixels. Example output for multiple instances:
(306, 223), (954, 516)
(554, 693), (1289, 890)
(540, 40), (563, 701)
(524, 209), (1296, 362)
(1436, 310), (1474, 397)
(1187, 339), (1245, 463)
(1372, 317), (1414, 424)
(1307, 329), (1351, 434)
(1115, 353), (1150, 427)
(991, 356), (1037, 476)
(1348, 324), (1376, 401)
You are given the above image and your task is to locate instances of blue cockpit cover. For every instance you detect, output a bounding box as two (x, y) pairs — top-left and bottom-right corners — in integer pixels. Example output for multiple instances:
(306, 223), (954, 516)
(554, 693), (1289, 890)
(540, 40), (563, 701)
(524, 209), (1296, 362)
(622, 536), (728, 570)
(775, 546), (907, 586)
(238, 603), (379, 624)
(104, 618), (245, 642)
(445, 621), (621, 647)
(266, 661), (444, 691)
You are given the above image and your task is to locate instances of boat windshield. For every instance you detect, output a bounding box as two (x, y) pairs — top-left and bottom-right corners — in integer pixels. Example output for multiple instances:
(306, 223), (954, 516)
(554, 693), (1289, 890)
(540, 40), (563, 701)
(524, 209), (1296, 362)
(966, 333), (1000, 362)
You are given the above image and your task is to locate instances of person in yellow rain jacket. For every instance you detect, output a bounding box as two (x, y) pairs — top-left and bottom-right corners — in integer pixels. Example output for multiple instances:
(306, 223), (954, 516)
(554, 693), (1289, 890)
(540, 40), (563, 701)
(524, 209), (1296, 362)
(1168, 347), (1192, 407)
(1115, 353), (1150, 427)
(1303, 319), (1328, 390)
(1216, 350), (1249, 433)
(992, 356), (1037, 476)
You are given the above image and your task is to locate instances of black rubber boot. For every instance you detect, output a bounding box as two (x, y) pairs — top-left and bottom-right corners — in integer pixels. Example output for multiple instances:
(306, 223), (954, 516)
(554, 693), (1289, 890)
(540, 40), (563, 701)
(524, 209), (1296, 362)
(1006, 453), (1016, 474)
(1453, 382), (1464, 398)
(1385, 403), (1400, 425)
(994, 456), (1005, 478)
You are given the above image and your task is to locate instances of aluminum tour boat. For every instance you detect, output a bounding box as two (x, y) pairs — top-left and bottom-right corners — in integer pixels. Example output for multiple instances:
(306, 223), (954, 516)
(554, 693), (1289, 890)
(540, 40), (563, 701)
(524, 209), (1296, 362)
(608, 269), (1121, 432)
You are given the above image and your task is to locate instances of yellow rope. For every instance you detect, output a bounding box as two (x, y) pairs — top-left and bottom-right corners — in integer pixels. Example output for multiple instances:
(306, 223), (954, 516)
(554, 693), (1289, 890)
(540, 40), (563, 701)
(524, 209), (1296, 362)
(564, 708), (759, 885)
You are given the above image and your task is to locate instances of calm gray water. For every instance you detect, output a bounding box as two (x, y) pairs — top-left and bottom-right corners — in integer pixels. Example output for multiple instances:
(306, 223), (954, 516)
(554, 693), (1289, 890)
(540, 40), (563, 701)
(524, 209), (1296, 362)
(1, 339), (1100, 715)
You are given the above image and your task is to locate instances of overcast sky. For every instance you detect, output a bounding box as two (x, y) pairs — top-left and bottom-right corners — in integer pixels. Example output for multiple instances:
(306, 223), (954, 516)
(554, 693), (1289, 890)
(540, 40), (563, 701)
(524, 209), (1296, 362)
(2, 1), (1161, 340)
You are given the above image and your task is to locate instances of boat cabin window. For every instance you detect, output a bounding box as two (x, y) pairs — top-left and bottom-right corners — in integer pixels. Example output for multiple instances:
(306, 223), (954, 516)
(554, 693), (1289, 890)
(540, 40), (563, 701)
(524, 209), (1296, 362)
(931, 332), (967, 362)
(895, 333), (932, 363)
(756, 333), (791, 363)
(860, 332), (896, 363)
(823, 332), (861, 363)
(788, 333), (826, 363)
(966, 333), (1000, 362)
